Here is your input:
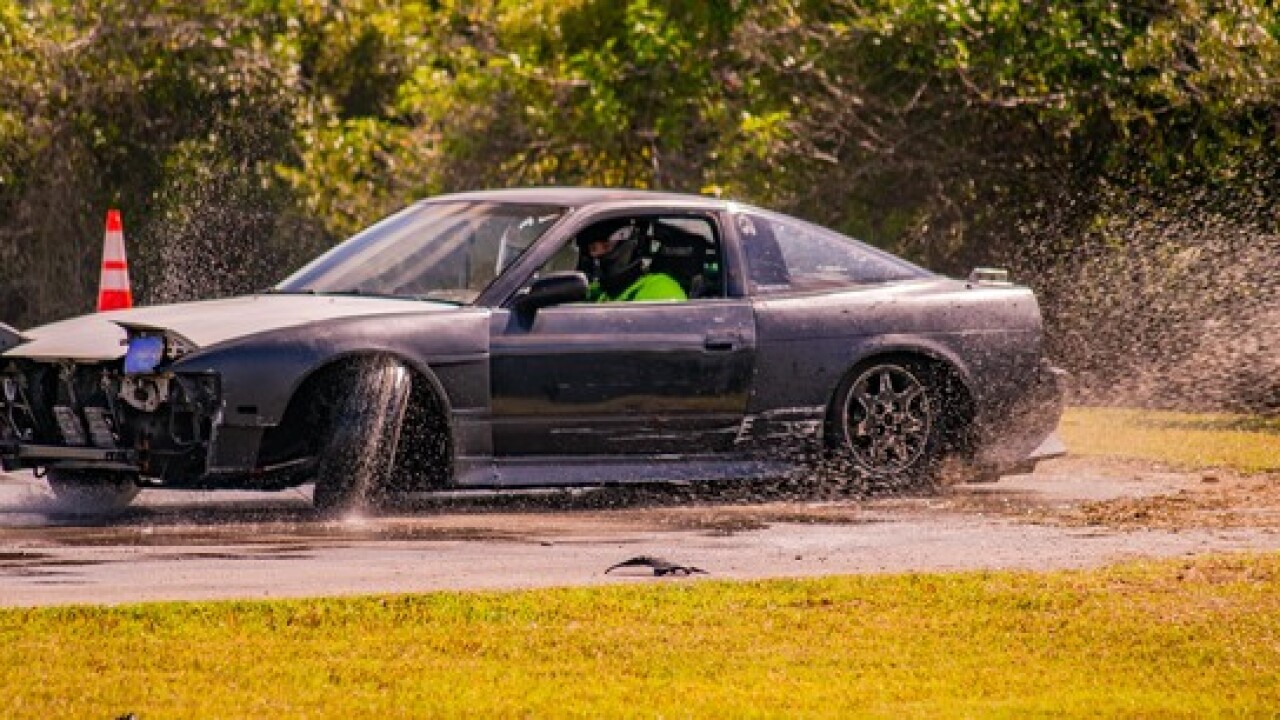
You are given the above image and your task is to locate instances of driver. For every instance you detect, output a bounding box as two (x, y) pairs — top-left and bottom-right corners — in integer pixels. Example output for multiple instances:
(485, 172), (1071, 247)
(577, 221), (686, 302)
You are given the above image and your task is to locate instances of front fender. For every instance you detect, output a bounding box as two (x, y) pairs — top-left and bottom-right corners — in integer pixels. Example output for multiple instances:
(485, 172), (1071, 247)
(173, 309), (492, 428)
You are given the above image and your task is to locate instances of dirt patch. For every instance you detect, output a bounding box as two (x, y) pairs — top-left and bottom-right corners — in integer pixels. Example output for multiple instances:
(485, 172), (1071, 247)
(918, 457), (1280, 532)
(1057, 473), (1280, 530)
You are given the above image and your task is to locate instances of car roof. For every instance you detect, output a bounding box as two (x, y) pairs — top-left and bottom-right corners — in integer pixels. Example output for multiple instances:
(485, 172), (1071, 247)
(423, 187), (731, 211)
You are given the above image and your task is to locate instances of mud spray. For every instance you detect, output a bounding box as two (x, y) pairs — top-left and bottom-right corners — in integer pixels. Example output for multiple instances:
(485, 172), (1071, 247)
(135, 119), (332, 306)
(338, 357), (411, 521)
(1011, 174), (1280, 415)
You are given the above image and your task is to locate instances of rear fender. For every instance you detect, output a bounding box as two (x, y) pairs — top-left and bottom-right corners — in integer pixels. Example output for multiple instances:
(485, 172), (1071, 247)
(844, 335), (979, 401)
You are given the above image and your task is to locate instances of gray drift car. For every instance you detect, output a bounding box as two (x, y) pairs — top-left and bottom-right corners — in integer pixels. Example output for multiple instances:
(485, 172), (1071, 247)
(0, 188), (1064, 512)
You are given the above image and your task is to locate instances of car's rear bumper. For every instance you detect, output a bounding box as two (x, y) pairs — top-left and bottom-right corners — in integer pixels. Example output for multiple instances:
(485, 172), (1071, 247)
(976, 359), (1067, 471)
(1026, 431), (1067, 461)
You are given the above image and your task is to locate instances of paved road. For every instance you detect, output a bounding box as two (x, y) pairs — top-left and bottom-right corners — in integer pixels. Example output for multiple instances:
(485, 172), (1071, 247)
(2, 463), (1277, 607)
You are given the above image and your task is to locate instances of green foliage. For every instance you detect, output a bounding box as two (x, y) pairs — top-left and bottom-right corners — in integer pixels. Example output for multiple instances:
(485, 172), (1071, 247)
(0, 0), (1276, 334)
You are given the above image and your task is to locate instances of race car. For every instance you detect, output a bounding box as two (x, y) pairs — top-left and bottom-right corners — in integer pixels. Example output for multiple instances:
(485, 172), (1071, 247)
(0, 188), (1064, 512)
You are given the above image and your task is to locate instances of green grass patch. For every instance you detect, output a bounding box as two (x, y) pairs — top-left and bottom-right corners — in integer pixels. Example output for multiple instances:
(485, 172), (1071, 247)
(1060, 406), (1280, 473)
(3, 554), (1279, 718)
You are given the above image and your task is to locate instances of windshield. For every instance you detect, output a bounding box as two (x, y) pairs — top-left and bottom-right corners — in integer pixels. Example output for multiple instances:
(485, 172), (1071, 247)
(276, 201), (566, 304)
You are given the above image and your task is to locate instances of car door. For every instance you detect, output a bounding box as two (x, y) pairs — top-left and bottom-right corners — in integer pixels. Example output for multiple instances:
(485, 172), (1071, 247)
(488, 211), (756, 457)
(489, 302), (755, 456)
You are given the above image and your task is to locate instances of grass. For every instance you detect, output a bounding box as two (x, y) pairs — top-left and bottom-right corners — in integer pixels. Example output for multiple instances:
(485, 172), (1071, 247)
(2, 553), (1279, 718)
(1059, 406), (1280, 473)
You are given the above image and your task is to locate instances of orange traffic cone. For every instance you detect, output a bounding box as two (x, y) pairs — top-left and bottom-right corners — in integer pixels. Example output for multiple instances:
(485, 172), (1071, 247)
(97, 209), (133, 311)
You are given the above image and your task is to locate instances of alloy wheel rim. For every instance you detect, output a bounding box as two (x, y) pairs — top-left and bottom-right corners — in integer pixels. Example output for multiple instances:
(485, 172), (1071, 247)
(843, 365), (932, 473)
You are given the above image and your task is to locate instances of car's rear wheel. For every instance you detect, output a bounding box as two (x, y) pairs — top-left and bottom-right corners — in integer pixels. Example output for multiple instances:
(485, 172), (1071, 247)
(46, 469), (140, 514)
(828, 359), (946, 489)
(312, 356), (412, 513)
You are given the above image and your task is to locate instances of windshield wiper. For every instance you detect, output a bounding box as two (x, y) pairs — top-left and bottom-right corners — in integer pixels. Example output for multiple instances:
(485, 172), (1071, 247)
(264, 288), (465, 304)
(261, 288), (317, 295)
(321, 289), (403, 299)
(322, 289), (467, 304)
(409, 291), (470, 305)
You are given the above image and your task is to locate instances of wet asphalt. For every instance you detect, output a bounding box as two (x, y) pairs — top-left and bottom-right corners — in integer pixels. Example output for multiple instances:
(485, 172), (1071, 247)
(2, 465), (1278, 607)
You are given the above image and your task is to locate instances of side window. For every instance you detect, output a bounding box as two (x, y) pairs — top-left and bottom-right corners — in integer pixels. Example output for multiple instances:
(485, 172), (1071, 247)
(535, 237), (582, 276)
(738, 212), (927, 295)
(646, 217), (723, 300)
(526, 214), (726, 301)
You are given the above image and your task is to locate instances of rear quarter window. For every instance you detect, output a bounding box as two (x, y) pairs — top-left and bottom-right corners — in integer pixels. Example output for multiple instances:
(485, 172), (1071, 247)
(736, 211), (929, 295)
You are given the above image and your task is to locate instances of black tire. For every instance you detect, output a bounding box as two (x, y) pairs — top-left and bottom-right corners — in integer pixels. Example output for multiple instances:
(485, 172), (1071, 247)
(47, 469), (140, 514)
(827, 359), (947, 489)
(312, 356), (412, 513)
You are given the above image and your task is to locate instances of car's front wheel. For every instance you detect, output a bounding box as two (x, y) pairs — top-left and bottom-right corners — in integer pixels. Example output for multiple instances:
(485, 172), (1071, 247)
(46, 469), (140, 514)
(828, 360), (946, 489)
(312, 356), (412, 513)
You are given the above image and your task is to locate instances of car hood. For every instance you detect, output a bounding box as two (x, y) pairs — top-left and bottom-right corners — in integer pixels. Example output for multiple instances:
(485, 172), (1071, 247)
(4, 294), (457, 361)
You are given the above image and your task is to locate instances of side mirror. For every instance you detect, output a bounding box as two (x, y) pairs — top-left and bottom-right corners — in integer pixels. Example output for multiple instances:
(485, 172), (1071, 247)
(513, 271), (589, 319)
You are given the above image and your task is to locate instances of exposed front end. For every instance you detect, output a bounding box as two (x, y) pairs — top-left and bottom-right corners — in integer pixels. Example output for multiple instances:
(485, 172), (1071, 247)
(0, 346), (222, 484)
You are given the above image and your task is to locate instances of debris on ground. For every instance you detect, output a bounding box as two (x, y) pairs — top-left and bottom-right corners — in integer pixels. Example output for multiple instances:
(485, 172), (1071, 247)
(605, 556), (708, 577)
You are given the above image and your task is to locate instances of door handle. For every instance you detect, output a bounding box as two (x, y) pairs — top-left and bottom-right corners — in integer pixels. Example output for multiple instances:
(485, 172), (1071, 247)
(703, 333), (738, 352)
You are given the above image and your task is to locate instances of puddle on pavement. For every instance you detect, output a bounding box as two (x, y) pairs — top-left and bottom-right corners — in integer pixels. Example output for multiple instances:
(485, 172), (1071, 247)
(0, 475), (899, 548)
(0, 459), (1159, 550)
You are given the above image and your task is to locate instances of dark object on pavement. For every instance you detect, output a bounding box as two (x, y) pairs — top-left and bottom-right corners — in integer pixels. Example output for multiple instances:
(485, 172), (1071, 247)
(0, 188), (1064, 515)
(605, 556), (708, 576)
